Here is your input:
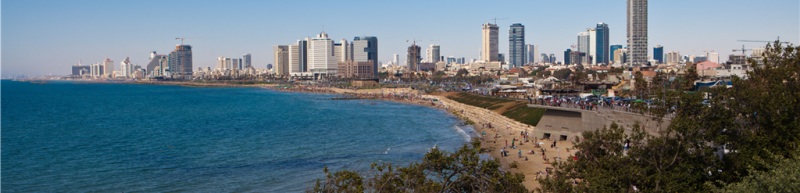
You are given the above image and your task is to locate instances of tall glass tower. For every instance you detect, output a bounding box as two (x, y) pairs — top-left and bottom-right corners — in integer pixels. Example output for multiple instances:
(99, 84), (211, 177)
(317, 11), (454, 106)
(653, 45), (663, 64)
(508, 23), (525, 68)
(595, 23), (610, 65)
(481, 23), (499, 62)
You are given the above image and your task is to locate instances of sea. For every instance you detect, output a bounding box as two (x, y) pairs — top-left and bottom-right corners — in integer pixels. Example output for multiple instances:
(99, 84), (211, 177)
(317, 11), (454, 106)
(1, 80), (473, 192)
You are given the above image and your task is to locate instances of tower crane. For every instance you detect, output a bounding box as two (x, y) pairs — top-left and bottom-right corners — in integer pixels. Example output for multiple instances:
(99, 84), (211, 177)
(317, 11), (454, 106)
(175, 37), (188, 45)
(732, 45), (751, 56)
(490, 17), (508, 25)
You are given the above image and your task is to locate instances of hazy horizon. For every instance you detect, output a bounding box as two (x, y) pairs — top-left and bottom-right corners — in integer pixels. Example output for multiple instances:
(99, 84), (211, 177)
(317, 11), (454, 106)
(2, 0), (798, 76)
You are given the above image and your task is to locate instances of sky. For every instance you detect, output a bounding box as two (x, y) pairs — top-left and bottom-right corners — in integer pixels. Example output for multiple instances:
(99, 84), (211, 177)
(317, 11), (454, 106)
(2, 0), (798, 77)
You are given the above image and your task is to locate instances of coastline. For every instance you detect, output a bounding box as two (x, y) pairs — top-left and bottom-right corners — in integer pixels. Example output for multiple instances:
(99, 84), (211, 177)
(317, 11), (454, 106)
(34, 79), (571, 190)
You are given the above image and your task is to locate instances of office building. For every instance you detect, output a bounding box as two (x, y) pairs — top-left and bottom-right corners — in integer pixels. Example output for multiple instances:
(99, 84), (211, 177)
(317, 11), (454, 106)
(426, 44), (440, 63)
(508, 23), (525, 68)
(627, 0), (648, 66)
(407, 43), (421, 71)
(707, 52), (719, 63)
(609, 45), (623, 63)
(481, 23), (499, 62)
(351, 36), (378, 76)
(243, 54), (252, 68)
(541, 53), (550, 64)
(308, 32), (337, 76)
(578, 31), (590, 64)
(653, 45), (663, 64)
(614, 48), (629, 65)
(274, 45), (289, 75)
(145, 52), (167, 78)
(90, 63), (103, 78)
(289, 39), (308, 73)
(100, 58), (114, 78)
(526, 44), (538, 64)
(588, 28), (597, 65)
(119, 57), (134, 78)
(392, 54), (399, 65)
(337, 60), (374, 78)
(564, 49), (572, 65)
(549, 54), (556, 64)
(595, 23), (610, 64)
(168, 45), (192, 79)
(665, 51), (680, 65)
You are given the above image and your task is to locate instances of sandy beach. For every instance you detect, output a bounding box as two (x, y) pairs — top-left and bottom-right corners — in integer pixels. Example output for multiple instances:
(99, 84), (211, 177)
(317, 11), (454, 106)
(314, 87), (575, 190)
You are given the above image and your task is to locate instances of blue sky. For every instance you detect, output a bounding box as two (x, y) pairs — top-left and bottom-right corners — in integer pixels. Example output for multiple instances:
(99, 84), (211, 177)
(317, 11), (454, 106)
(2, 0), (798, 76)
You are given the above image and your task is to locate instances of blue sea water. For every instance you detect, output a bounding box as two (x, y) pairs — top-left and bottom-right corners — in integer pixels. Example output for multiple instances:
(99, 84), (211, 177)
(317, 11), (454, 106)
(1, 80), (472, 192)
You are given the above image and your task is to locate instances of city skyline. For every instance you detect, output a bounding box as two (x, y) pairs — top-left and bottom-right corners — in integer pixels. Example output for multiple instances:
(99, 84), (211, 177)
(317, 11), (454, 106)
(2, 0), (798, 76)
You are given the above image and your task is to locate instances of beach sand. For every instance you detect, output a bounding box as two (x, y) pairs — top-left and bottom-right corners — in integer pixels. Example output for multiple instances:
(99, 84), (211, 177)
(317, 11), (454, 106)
(323, 87), (576, 190)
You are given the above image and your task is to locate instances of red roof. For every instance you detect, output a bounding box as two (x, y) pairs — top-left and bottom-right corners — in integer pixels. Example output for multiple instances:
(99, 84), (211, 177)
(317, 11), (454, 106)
(696, 61), (722, 70)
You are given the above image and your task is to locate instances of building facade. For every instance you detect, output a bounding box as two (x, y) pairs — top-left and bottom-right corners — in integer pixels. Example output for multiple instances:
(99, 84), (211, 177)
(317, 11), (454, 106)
(407, 44), (421, 71)
(653, 45), (663, 64)
(609, 45), (623, 63)
(508, 23), (525, 68)
(526, 44), (538, 65)
(337, 60), (374, 79)
(242, 54), (252, 68)
(481, 23), (499, 62)
(351, 36), (378, 76)
(168, 45), (192, 79)
(595, 23), (610, 65)
(308, 32), (336, 76)
(627, 0), (648, 66)
(274, 45), (289, 75)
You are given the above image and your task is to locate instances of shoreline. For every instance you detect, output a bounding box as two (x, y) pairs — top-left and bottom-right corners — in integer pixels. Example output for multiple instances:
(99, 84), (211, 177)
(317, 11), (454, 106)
(27, 79), (571, 190)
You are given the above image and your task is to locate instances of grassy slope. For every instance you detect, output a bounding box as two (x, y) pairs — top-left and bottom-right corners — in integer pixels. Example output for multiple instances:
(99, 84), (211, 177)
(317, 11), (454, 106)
(445, 93), (546, 126)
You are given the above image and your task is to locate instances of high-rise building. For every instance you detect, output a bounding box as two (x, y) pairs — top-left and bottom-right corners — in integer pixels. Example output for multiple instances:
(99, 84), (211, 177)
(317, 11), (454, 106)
(508, 23), (525, 68)
(627, 0), (648, 66)
(549, 54), (556, 64)
(274, 45), (289, 75)
(577, 31), (590, 58)
(614, 48), (629, 65)
(541, 53), (549, 64)
(426, 44), (440, 63)
(289, 39), (308, 73)
(707, 52), (719, 63)
(653, 45), (664, 64)
(526, 44), (538, 64)
(595, 23), (610, 65)
(392, 54), (399, 65)
(407, 43), (421, 71)
(609, 45), (623, 63)
(308, 32), (336, 76)
(588, 28), (597, 65)
(351, 36), (378, 77)
(90, 63), (104, 78)
(145, 53), (167, 78)
(168, 45), (192, 79)
(120, 57), (134, 78)
(481, 23), (499, 62)
(243, 54), (252, 68)
(102, 58), (114, 78)
(564, 49), (572, 65)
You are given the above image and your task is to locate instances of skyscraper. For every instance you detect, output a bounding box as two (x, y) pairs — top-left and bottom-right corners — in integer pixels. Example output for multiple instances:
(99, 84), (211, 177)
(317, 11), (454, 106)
(392, 54), (399, 65)
(653, 45), (663, 64)
(351, 36), (378, 77)
(628, 0), (648, 66)
(103, 58), (114, 78)
(549, 54), (556, 64)
(541, 53), (549, 64)
(588, 28), (597, 65)
(426, 44), (440, 63)
(481, 23), (499, 62)
(564, 49), (572, 65)
(508, 23), (525, 68)
(274, 45), (289, 75)
(308, 32), (335, 76)
(595, 23), (610, 65)
(407, 43), (421, 71)
(610, 45), (623, 63)
(577, 31), (590, 64)
(168, 45), (192, 79)
(526, 44), (538, 65)
(242, 54), (252, 68)
(289, 39), (308, 73)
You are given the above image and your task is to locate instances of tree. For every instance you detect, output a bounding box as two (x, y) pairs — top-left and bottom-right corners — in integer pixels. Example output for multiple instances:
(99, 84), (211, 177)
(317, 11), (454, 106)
(537, 41), (800, 192)
(309, 140), (529, 193)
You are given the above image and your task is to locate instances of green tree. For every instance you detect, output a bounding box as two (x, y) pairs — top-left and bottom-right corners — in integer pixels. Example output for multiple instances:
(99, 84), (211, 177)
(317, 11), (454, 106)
(537, 41), (800, 192)
(310, 140), (529, 193)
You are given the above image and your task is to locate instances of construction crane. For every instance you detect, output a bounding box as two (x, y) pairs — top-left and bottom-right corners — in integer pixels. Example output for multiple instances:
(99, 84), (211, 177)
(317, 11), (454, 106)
(737, 37), (790, 44)
(732, 44), (751, 55)
(175, 37), (187, 45)
(490, 17), (508, 25)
